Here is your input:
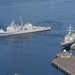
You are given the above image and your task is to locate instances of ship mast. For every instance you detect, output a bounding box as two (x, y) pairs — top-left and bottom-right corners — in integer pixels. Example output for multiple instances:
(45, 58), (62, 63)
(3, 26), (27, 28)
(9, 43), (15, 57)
(20, 16), (23, 26)
(10, 19), (15, 26)
(67, 25), (74, 35)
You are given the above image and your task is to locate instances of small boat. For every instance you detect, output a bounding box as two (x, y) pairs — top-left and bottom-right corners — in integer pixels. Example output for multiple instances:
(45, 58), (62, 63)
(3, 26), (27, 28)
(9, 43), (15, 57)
(60, 25), (75, 49)
(0, 19), (51, 36)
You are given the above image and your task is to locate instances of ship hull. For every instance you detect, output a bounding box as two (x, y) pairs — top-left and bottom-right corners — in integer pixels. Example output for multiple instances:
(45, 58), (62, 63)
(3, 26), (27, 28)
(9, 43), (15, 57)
(0, 28), (51, 36)
(61, 41), (74, 50)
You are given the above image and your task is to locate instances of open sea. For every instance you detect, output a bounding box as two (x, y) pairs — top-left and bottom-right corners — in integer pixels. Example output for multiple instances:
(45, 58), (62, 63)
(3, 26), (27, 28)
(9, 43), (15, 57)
(0, 0), (75, 75)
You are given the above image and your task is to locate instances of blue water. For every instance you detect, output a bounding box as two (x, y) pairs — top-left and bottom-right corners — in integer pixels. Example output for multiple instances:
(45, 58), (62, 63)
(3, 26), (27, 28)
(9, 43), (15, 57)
(0, 0), (75, 75)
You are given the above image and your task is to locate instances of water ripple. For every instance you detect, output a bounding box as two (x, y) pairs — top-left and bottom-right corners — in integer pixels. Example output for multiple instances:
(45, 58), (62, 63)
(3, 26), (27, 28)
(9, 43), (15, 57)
(36, 21), (62, 30)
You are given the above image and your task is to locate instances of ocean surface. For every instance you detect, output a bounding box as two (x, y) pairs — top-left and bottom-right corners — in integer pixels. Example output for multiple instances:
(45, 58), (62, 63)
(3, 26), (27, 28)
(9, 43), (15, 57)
(0, 0), (75, 75)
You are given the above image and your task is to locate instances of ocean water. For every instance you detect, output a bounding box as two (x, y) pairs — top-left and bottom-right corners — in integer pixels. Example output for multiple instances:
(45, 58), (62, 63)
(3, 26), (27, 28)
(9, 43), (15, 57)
(0, 0), (75, 75)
